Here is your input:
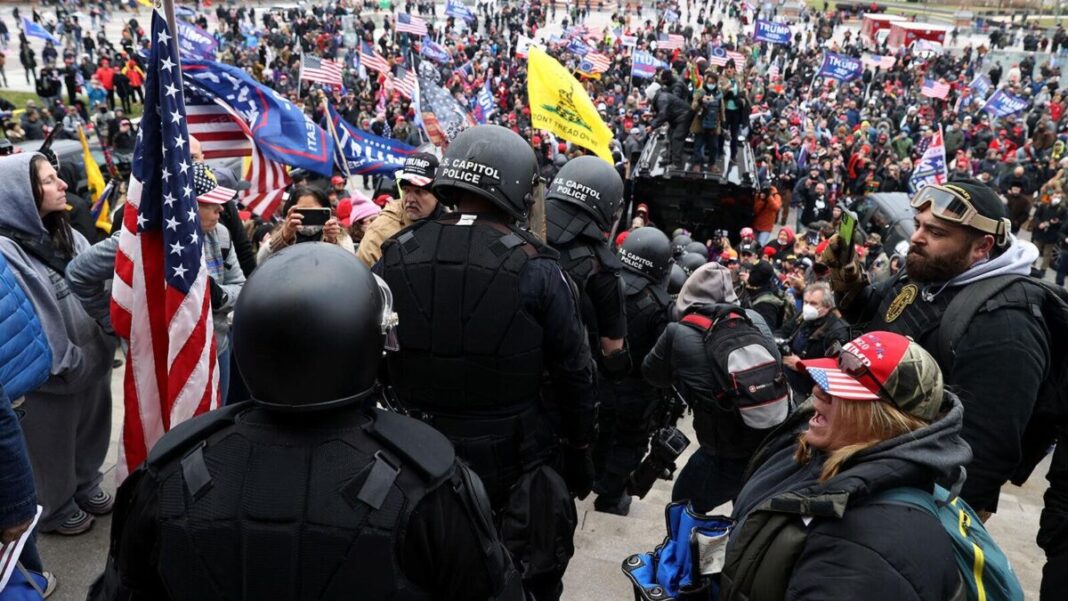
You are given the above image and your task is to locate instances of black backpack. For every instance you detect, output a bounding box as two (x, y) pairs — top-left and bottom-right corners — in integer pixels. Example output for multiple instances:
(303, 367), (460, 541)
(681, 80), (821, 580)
(936, 274), (1068, 484)
(680, 305), (791, 430)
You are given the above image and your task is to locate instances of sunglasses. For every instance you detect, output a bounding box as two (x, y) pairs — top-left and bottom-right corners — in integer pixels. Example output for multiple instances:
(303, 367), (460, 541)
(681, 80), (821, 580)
(827, 341), (899, 410)
(910, 184), (1010, 245)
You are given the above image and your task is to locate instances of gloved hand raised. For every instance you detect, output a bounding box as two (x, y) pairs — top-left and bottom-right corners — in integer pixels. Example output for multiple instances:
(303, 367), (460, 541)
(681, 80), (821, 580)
(820, 234), (865, 297)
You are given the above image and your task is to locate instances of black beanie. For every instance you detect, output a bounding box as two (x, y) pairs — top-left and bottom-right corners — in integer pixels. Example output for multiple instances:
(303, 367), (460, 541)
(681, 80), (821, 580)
(747, 260), (776, 288)
(942, 179), (1007, 222)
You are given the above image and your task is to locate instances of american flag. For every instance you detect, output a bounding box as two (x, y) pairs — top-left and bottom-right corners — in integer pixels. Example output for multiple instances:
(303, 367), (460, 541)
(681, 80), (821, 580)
(390, 66), (418, 99)
(184, 85), (289, 218)
(185, 88), (252, 159)
(806, 367), (880, 401)
(360, 42), (391, 75)
(657, 33), (685, 50)
(862, 53), (896, 70)
(416, 60), (475, 146)
(300, 54), (344, 87)
(241, 144), (291, 219)
(709, 46), (745, 68)
(921, 78), (951, 100)
(584, 51), (611, 73)
(111, 9), (219, 481)
(395, 12), (428, 36)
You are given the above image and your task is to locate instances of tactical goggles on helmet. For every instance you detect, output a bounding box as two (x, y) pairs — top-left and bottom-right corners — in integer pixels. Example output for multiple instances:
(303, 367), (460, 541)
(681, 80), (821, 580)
(909, 184), (1010, 246)
(372, 273), (400, 352)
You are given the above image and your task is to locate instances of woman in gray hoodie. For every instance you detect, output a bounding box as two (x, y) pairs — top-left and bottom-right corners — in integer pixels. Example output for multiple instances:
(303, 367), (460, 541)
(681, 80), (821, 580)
(0, 153), (116, 535)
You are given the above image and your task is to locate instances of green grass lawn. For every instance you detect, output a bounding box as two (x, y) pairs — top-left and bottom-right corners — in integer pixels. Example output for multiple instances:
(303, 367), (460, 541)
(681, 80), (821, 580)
(0, 89), (45, 109)
(0, 88), (144, 118)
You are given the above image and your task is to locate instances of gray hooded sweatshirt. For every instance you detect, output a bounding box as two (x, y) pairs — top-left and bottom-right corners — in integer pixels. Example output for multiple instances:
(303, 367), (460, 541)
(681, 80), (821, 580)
(0, 153), (115, 394)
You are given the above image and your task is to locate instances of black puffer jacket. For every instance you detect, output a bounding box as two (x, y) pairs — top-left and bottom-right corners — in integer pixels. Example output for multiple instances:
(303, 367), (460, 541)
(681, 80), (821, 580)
(721, 395), (973, 601)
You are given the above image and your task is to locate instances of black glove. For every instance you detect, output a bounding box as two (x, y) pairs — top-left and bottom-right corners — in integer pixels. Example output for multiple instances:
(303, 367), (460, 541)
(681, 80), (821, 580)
(208, 276), (226, 309)
(560, 443), (594, 500)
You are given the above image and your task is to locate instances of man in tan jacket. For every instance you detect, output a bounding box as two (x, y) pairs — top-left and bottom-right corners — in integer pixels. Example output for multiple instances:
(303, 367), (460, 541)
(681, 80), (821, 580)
(357, 152), (445, 267)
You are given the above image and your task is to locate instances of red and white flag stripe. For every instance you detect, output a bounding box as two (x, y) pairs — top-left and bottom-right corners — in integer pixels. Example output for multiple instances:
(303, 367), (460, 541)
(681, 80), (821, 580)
(361, 45), (392, 75)
(242, 144), (291, 219)
(395, 12), (429, 36)
(186, 104), (252, 159)
(300, 55), (344, 87)
(585, 51), (611, 73)
(390, 70), (418, 99)
(111, 178), (220, 482)
(189, 95), (291, 219)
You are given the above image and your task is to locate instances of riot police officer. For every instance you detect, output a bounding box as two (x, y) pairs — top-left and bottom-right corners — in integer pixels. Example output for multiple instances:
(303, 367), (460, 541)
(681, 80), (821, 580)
(593, 227), (674, 515)
(546, 155), (629, 378)
(377, 125), (597, 601)
(89, 244), (523, 601)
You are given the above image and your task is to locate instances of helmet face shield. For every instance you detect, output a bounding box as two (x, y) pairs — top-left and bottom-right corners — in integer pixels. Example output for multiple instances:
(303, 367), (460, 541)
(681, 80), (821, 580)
(373, 273), (400, 352)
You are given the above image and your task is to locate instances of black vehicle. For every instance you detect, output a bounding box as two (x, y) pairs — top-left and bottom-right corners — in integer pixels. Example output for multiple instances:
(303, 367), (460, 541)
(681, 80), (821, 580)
(628, 131), (758, 243)
(849, 192), (914, 252)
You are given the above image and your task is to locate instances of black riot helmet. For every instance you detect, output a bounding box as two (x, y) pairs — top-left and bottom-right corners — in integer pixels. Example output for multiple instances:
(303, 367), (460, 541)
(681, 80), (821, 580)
(232, 244), (399, 412)
(678, 251), (708, 275)
(545, 155), (624, 233)
(671, 234), (692, 257)
(684, 241), (709, 259)
(432, 124), (538, 221)
(668, 263), (688, 295)
(619, 227), (673, 283)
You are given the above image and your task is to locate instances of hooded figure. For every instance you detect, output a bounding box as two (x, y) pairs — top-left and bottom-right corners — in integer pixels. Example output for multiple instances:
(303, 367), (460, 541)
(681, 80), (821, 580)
(644, 263), (785, 512)
(0, 153), (116, 535)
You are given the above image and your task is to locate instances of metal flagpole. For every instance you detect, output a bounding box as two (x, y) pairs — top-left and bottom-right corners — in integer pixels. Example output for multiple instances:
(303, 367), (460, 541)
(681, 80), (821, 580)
(322, 97), (352, 180)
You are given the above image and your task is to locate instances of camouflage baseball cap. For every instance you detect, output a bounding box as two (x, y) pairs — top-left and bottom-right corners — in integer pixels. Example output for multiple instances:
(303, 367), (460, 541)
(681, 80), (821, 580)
(799, 331), (945, 421)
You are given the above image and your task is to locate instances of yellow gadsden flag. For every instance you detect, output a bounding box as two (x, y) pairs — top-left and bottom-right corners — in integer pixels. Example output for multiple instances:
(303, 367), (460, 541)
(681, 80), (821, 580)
(527, 46), (614, 164)
(78, 126), (110, 233)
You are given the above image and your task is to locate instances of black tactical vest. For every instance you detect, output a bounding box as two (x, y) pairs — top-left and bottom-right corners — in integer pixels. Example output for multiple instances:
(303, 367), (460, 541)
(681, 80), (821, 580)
(149, 405), (452, 601)
(622, 270), (672, 376)
(865, 274), (961, 349)
(380, 214), (549, 414)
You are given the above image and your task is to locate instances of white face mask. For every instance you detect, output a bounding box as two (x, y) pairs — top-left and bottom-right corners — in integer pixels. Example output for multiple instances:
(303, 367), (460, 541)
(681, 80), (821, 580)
(801, 303), (822, 322)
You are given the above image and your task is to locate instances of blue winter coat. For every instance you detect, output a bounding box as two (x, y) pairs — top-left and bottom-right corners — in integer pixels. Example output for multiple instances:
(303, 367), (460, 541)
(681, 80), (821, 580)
(0, 251), (51, 400)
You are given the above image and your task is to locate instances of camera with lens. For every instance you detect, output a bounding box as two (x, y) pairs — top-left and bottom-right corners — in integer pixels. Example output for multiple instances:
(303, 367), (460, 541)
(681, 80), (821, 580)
(626, 425), (691, 498)
(774, 337), (792, 357)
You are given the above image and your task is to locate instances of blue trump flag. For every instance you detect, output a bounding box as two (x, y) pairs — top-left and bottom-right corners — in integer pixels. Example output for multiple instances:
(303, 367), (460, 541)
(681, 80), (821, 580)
(174, 5), (198, 21)
(421, 37), (451, 63)
(324, 103), (415, 175)
(21, 17), (60, 44)
(817, 52), (863, 82)
(182, 59), (335, 176)
(445, 0), (476, 22)
(970, 74), (992, 99)
(472, 81), (496, 124)
(176, 20), (218, 59)
(754, 19), (790, 45)
(981, 89), (1029, 118)
(567, 39), (591, 56)
(631, 50), (666, 79)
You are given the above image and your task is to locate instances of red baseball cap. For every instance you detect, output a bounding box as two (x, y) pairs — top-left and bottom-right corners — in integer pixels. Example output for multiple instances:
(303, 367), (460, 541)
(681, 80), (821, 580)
(799, 331), (945, 421)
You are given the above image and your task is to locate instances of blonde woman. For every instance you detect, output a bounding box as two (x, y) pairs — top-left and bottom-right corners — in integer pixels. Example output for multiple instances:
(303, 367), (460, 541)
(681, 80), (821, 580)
(720, 331), (973, 601)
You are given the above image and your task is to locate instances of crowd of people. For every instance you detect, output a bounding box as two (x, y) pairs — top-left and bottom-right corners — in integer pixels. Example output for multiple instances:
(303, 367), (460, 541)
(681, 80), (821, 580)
(1, 0), (1068, 599)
